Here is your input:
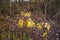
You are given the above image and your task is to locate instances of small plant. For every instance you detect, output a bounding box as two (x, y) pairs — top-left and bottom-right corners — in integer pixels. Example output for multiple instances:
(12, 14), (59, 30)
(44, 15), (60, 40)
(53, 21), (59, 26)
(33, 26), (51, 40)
(1, 32), (8, 40)
(22, 33), (32, 40)
(10, 32), (17, 40)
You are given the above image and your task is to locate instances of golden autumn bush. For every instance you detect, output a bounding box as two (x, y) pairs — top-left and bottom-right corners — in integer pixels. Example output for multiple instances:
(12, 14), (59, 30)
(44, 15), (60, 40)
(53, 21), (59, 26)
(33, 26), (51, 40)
(18, 11), (51, 37)
(18, 11), (51, 30)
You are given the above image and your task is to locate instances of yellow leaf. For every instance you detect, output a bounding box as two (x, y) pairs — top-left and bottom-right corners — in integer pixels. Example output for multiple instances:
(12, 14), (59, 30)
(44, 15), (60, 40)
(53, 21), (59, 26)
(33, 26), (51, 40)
(36, 23), (42, 29)
(18, 19), (25, 28)
(25, 12), (31, 17)
(44, 23), (51, 31)
(42, 31), (47, 37)
(26, 18), (35, 28)
(20, 11), (25, 16)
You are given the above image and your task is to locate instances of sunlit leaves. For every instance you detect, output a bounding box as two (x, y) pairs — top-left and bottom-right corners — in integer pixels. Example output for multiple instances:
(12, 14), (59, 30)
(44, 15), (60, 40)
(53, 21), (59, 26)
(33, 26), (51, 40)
(20, 11), (31, 17)
(26, 18), (35, 28)
(42, 31), (47, 37)
(19, 11), (51, 31)
(44, 22), (51, 31)
(18, 18), (35, 28)
(42, 22), (51, 37)
(42, 22), (51, 31)
(20, 11), (25, 16)
(18, 11), (51, 38)
(18, 19), (25, 28)
(36, 23), (42, 29)
(25, 12), (31, 17)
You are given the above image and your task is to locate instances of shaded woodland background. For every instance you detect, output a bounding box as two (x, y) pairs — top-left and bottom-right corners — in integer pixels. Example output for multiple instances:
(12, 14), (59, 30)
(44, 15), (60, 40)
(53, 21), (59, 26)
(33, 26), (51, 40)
(0, 0), (60, 40)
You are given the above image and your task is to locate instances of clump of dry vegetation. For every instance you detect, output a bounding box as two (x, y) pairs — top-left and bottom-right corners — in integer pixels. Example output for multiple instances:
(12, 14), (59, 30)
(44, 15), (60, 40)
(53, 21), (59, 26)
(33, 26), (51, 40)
(0, 0), (60, 40)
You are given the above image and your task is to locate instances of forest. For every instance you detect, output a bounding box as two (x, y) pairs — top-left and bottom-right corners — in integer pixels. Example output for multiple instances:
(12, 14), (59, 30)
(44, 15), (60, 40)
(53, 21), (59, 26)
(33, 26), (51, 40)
(0, 0), (60, 40)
